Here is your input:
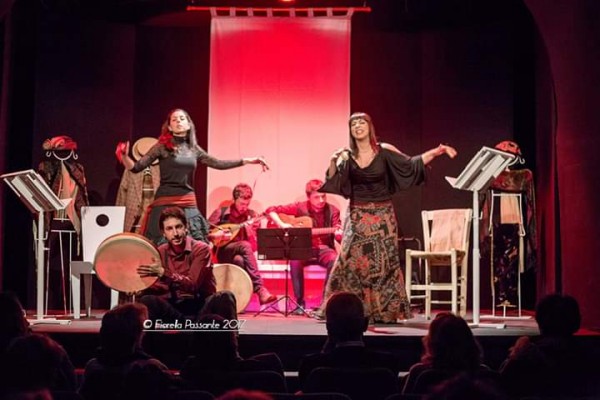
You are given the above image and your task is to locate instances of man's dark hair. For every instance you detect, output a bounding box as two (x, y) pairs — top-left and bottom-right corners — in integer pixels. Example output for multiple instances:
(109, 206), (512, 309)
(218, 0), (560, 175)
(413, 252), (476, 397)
(159, 207), (187, 231)
(233, 183), (253, 200)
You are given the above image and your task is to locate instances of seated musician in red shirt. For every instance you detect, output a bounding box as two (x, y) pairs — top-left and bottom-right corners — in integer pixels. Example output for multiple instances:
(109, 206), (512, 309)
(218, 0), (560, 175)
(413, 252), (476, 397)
(266, 179), (342, 315)
(207, 183), (277, 306)
(137, 206), (218, 322)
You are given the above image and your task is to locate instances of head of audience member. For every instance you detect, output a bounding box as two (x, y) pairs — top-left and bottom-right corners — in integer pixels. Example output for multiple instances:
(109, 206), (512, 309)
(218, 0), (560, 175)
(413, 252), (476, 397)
(422, 312), (482, 371)
(232, 183), (253, 214)
(158, 108), (198, 150)
(216, 389), (273, 400)
(0, 292), (30, 353)
(120, 362), (176, 400)
(99, 303), (149, 361)
(325, 292), (369, 343)
(348, 112), (378, 155)
(535, 293), (581, 337)
(0, 388), (53, 400)
(305, 179), (327, 212)
(159, 206), (189, 249)
(2, 333), (74, 393)
(425, 373), (507, 400)
(199, 290), (239, 324)
(188, 314), (241, 369)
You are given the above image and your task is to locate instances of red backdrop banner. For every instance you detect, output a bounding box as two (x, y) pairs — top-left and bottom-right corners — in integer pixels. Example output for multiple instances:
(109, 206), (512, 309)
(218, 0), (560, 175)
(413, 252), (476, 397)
(207, 16), (351, 216)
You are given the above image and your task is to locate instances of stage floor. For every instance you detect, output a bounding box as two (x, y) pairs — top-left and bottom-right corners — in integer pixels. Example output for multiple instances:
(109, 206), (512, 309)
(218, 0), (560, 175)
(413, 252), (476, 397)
(29, 308), (541, 336)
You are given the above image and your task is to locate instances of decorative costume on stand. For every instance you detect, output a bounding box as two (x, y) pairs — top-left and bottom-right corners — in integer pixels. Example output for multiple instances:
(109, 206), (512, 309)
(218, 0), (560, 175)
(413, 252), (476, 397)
(481, 141), (537, 312)
(37, 135), (89, 313)
(115, 138), (161, 233)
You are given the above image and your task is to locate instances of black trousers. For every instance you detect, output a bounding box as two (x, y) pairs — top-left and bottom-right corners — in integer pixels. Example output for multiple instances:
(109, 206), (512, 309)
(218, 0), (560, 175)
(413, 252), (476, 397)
(139, 290), (237, 322)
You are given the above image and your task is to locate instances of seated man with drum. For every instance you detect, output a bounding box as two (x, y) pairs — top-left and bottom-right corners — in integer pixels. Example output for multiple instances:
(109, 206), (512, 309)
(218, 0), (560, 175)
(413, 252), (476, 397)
(266, 179), (342, 315)
(207, 183), (277, 306)
(137, 206), (231, 322)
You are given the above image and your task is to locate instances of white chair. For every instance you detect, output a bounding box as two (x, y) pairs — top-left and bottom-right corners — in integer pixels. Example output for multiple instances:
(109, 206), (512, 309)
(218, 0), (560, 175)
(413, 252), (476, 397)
(405, 208), (472, 319)
(70, 206), (125, 318)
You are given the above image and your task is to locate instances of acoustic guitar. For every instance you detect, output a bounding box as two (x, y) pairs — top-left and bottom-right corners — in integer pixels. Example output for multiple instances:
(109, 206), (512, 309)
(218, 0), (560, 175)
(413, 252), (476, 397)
(277, 213), (341, 251)
(277, 213), (338, 236)
(209, 215), (265, 248)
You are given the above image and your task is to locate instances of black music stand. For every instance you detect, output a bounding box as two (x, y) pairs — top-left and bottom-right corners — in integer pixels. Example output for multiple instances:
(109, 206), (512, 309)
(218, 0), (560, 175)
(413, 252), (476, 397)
(255, 228), (312, 317)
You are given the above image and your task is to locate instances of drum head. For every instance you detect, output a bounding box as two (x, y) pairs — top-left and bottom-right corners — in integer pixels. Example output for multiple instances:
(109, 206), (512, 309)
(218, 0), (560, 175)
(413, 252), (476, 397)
(213, 263), (253, 313)
(94, 232), (159, 292)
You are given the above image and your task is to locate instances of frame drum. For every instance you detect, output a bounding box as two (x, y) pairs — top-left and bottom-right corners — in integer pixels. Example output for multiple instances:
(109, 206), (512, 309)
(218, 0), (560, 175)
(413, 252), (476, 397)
(213, 263), (253, 313)
(94, 232), (160, 292)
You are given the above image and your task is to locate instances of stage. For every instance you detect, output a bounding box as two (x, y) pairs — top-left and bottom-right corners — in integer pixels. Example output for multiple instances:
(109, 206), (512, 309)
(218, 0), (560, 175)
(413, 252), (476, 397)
(31, 306), (600, 375)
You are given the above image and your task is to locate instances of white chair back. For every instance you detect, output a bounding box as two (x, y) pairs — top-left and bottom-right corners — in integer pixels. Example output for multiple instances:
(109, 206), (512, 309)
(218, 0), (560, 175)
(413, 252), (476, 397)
(81, 206), (125, 262)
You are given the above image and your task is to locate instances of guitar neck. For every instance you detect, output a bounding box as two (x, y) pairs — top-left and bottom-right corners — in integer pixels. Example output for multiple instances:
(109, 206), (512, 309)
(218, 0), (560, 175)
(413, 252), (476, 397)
(311, 227), (337, 236)
(277, 213), (337, 236)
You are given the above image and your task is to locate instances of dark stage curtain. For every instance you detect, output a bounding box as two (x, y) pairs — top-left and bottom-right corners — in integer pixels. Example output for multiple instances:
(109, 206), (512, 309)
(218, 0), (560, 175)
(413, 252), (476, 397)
(525, 0), (600, 329)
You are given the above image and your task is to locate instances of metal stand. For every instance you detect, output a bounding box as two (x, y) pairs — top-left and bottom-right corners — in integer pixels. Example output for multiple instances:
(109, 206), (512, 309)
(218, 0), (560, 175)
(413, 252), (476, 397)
(255, 260), (306, 317)
(255, 228), (312, 317)
(469, 191), (505, 329)
(47, 217), (77, 316)
(482, 191), (531, 321)
(2, 170), (71, 324)
(445, 147), (517, 329)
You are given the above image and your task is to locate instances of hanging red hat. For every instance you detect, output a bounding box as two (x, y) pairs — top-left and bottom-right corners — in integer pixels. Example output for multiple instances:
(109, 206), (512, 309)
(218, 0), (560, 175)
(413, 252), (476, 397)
(494, 140), (521, 156)
(42, 135), (78, 151)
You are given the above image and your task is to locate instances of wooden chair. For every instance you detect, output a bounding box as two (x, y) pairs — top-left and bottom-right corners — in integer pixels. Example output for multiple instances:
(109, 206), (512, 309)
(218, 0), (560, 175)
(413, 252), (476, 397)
(405, 209), (472, 319)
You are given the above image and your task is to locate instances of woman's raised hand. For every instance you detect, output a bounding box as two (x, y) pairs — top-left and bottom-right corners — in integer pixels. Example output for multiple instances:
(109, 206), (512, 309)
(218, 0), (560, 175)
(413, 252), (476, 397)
(244, 156), (270, 172)
(437, 144), (458, 159)
(115, 141), (129, 164)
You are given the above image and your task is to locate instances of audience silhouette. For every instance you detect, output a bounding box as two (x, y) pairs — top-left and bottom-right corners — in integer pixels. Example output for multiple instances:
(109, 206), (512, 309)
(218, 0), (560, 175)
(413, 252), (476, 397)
(79, 303), (180, 400)
(402, 312), (496, 395)
(4, 290), (599, 399)
(499, 293), (599, 397)
(0, 332), (77, 397)
(0, 292), (30, 356)
(425, 372), (507, 400)
(298, 291), (400, 391)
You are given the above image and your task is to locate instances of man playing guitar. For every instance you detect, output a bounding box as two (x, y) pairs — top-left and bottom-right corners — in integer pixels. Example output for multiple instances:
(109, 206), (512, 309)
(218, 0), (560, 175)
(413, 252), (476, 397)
(207, 183), (277, 306)
(266, 179), (342, 315)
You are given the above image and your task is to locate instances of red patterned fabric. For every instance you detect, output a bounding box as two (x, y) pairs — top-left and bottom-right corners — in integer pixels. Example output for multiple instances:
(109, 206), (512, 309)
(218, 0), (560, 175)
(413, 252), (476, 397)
(323, 201), (412, 323)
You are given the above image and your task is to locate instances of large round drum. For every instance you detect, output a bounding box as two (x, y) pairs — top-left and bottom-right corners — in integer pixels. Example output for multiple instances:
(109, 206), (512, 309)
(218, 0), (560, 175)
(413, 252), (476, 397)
(94, 232), (159, 292)
(213, 263), (253, 313)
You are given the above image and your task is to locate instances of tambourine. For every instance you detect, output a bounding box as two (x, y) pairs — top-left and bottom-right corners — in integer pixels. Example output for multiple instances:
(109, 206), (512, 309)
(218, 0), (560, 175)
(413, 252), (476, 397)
(213, 263), (253, 313)
(94, 232), (159, 292)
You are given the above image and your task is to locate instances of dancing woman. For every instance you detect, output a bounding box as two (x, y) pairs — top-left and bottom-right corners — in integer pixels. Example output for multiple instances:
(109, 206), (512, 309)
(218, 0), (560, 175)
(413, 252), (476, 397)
(116, 108), (268, 245)
(318, 112), (457, 323)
